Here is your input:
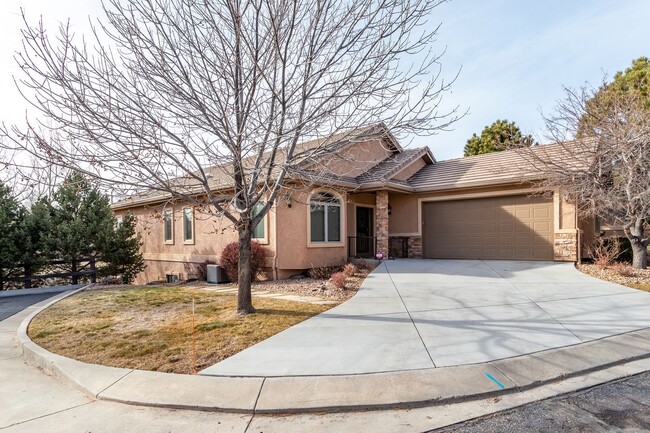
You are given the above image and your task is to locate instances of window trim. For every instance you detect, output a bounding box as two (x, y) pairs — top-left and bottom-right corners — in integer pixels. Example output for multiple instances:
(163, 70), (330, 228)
(251, 201), (269, 244)
(115, 215), (123, 229)
(163, 208), (174, 245)
(307, 189), (345, 248)
(182, 207), (194, 245)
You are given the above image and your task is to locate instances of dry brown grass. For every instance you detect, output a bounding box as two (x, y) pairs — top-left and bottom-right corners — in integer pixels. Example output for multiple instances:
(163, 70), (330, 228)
(29, 286), (336, 374)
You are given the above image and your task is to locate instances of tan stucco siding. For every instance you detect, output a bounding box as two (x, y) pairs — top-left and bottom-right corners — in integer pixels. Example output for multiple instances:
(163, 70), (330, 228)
(116, 199), (277, 284)
(317, 139), (394, 179)
(275, 189), (348, 271)
(392, 158), (426, 181)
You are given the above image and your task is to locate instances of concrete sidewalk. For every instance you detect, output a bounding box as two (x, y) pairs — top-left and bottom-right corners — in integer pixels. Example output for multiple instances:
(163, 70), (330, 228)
(201, 260), (650, 377)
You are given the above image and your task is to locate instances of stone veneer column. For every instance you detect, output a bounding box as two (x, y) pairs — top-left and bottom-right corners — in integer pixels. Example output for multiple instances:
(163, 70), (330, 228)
(553, 232), (579, 261)
(376, 190), (389, 256)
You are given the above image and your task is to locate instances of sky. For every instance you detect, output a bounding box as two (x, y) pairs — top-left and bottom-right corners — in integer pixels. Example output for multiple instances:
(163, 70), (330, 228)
(1, 0), (649, 161)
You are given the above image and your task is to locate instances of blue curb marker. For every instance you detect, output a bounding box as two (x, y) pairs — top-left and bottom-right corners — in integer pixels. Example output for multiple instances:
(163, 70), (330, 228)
(484, 372), (506, 389)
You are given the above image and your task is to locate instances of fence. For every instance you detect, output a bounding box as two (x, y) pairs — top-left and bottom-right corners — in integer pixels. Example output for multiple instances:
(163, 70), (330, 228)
(348, 236), (377, 259)
(0, 257), (97, 291)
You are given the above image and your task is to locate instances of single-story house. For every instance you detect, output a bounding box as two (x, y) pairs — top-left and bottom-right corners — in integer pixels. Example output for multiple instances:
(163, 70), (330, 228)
(112, 126), (594, 284)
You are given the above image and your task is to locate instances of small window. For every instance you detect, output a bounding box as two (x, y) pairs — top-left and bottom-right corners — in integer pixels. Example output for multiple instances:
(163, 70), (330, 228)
(183, 207), (194, 244)
(252, 202), (265, 240)
(115, 216), (123, 229)
(310, 192), (341, 243)
(163, 209), (174, 244)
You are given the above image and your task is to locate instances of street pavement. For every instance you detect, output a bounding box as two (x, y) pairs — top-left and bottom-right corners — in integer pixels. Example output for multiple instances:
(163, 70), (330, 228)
(436, 370), (650, 433)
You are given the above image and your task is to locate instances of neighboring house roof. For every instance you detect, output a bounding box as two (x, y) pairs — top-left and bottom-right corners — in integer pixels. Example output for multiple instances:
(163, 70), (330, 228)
(407, 141), (588, 192)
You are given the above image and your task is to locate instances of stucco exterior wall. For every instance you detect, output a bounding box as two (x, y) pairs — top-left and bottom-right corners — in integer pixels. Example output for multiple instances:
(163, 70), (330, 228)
(274, 189), (348, 275)
(116, 199), (277, 284)
(317, 139), (394, 178)
(392, 158), (426, 181)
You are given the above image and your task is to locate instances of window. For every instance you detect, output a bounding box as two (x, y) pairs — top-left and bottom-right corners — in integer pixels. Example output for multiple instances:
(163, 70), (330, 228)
(182, 207), (194, 244)
(115, 216), (123, 229)
(163, 209), (174, 244)
(310, 192), (341, 243)
(252, 202), (265, 240)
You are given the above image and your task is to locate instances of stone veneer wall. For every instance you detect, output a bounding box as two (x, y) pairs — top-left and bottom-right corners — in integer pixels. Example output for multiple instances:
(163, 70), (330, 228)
(376, 191), (389, 255)
(554, 232), (578, 261)
(407, 236), (422, 258)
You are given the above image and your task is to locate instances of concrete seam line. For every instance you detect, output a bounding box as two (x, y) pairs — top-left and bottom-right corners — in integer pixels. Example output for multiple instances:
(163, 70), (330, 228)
(245, 379), (265, 433)
(96, 369), (135, 399)
(384, 261), (437, 368)
(491, 362), (521, 390)
(480, 260), (584, 343)
(0, 401), (94, 430)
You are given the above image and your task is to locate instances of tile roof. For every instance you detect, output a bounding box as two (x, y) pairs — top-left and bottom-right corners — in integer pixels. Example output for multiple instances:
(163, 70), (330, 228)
(355, 147), (433, 184)
(407, 141), (590, 191)
(112, 124), (399, 209)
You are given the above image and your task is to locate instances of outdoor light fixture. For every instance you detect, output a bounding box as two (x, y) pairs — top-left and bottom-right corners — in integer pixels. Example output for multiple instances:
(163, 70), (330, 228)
(285, 193), (292, 208)
(388, 204), (392, 216)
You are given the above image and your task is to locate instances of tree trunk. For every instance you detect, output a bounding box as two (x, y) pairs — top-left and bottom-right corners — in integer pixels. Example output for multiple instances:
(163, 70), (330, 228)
(627, 222), (648, 270)
(631, 239), (648, 270)
(237, 223), (255, 315)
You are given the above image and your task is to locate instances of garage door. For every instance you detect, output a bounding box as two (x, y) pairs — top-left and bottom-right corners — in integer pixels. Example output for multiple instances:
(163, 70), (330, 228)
(422, 195), (554, 260)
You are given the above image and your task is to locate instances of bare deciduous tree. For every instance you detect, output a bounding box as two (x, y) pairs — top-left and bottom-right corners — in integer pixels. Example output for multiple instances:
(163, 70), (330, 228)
(525, 84), (650, 269)
(2, 0), (460, 313)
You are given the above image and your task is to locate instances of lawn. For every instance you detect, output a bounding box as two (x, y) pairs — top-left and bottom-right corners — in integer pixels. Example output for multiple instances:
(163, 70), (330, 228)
(29, 286), (336, 374)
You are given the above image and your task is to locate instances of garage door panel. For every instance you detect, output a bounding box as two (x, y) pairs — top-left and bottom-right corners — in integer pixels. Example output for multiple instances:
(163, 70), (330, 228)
(422, 195), (554, 261)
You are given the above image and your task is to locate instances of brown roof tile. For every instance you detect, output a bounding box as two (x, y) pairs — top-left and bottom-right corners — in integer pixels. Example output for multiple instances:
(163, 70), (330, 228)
(355, 147), (433, 184)
(407, 141), (589, 191)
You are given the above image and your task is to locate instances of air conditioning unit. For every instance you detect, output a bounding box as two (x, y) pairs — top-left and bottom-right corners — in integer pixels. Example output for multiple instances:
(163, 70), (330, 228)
(206, 265), (229, 284)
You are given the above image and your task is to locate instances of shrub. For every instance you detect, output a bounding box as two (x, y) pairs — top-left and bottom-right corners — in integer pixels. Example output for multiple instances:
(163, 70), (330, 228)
(611, 262), (636, 278)
(219, 241), (268, 283)
(590, 236), (622, 268)
(308, 265), (342, 280)
(343, 263), (357, 277)
(329, 272), (347, 289)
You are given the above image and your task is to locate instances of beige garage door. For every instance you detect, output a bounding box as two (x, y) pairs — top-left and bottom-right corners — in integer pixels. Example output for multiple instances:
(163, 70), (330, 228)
(422, 195), (554, 260)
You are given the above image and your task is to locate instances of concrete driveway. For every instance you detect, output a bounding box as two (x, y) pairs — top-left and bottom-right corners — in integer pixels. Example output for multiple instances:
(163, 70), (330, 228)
(200, 260), (650, 377)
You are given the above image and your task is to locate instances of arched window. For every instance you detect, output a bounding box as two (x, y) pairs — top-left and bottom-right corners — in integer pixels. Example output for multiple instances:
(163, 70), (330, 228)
(310, 192), (341, 243)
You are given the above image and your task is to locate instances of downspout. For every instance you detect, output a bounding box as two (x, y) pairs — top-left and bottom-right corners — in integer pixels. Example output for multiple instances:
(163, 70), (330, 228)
(575, 198), (581, 264)
(272, 198), (279, 281)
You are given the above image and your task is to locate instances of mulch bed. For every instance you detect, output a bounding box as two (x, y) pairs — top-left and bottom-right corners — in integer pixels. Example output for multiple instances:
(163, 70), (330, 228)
(577, 262), (650, 287)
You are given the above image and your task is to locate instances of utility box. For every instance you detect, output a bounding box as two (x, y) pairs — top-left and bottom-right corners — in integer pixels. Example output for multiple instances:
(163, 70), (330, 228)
(206, 265), (229, 284)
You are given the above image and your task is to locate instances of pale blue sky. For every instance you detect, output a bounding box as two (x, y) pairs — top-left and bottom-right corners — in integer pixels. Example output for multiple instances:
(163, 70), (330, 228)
(1, 0), (649, 160)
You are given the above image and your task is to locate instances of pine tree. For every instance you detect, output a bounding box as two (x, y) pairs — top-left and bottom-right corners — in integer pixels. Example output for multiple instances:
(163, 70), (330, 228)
(464, 119), (536, 156)
(0, 183), (24, 286)
(48, 172), (115, 277)
(100, 212), (146, 284)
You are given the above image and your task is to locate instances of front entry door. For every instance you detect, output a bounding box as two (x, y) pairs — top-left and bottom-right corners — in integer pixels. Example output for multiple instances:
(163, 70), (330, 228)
(356, 206), (374, 257)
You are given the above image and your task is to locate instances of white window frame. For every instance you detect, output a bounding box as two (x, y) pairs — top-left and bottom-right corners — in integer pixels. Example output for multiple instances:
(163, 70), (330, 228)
(115, 216), (123, 229)
(308, 191), (343, 246)
(163, 208), (174, 245)
(182, 207), (194, 245)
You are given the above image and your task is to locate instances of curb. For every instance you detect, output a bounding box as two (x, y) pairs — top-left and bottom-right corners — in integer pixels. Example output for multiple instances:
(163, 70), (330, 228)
(16, 290), (650, 415)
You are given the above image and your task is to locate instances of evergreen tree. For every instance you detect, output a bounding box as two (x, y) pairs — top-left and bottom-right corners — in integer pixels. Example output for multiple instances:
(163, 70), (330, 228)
(48, 172), (115, 276)
(579, 57), (650, 135)
(0, 183), (25, 285)
(100, 212), (146, 284)
(464, 119), (536, 156)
